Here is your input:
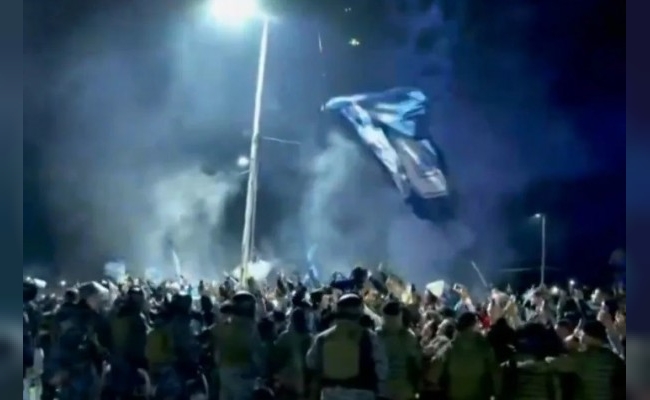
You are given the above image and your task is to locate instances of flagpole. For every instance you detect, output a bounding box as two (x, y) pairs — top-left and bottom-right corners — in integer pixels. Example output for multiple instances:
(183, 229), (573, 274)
(240, 18), (269, 284)
(540, 214), (547, 285)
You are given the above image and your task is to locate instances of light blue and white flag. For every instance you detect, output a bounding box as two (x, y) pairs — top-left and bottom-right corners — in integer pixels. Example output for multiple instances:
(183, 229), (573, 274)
(324, 87), (449, 220)
(104, 261), (127, 284)
(303, 245), (321, 287)
(144, 267), (166, 285)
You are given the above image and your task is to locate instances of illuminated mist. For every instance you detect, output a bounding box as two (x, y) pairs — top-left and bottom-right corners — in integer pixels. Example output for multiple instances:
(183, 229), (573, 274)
(30, 0), (597, 283)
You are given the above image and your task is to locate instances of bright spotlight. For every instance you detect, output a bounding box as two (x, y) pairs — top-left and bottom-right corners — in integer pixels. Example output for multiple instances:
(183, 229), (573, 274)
(208, 0), (262, 26)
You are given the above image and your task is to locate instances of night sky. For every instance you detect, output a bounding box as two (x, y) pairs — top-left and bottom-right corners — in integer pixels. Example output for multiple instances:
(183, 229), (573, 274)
(23, 0), (625, 285)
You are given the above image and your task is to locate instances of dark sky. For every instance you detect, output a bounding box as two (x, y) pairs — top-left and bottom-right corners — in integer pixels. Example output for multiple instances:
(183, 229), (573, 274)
(23, 0), (625, 283)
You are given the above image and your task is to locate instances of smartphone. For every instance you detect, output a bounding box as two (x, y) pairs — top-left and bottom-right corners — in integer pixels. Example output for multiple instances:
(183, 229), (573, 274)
(453, 283), (462, 291)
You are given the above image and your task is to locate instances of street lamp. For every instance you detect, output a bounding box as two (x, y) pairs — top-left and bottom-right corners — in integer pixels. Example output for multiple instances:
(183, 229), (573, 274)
(207, 0), (262, 27)
(207, 0), (269, 284)
(532, 213), (547, 285)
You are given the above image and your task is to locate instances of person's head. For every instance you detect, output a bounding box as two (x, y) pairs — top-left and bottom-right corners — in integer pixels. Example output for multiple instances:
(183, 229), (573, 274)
(591, 287), (611, 304)
(487, 297), (503, 321)
(232, 291), (256, 319)
(272, 309), (287, 333)
(418, 319), (434, 342)
(200, 295), (213, 313)
(309, 290), (324, 310)
(437, 318), (456, 339)
(335, 293), (364, 320)
(423, 291), (438, 307)
(78, 281), (108, 311)
(127, 286), (145, 309)
(219, 301), (234, 319)
(555, 319), (574, 340)
(516, 322), (553, 360)
(23, 279), (38, 303)
(439, 307), (455, 320)
(456, 312), (479, 333)
(350, 266), (368, 284)
(169, 292), (191, 314)
(531, 289), (545, 306)
(63, 288), (79, 305)
(382, 300), (402, 324)
(359, 314), (375, 329)
(581, 320), (608, 347)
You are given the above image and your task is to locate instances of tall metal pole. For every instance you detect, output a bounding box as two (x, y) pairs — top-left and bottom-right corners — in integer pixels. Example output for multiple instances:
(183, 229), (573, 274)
(540, 214), (547, 285)
(240, 18), (269, 284)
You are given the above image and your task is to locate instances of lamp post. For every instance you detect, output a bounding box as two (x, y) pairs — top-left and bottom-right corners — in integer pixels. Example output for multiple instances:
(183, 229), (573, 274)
(207, 0), (269, 284)
(533, 213), (547, 285)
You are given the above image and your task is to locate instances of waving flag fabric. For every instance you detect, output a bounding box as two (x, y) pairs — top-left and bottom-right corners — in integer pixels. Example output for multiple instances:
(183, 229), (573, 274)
(323, 87), (449, 220)
(303, 245), (322, 287)
(104, 261), (127, 284)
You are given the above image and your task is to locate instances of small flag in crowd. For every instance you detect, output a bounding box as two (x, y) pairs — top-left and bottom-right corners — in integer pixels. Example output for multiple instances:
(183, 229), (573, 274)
(104, 261), (127, 284)
(303, 245), (322, 287)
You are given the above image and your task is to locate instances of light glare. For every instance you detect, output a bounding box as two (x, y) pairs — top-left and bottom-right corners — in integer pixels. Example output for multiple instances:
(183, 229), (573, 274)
(208, 0), (261, 26)
(237, 155), (250, 168)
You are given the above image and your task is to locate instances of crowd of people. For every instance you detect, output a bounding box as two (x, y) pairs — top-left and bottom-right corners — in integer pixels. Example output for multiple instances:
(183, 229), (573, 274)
(23, 264), (626, 400)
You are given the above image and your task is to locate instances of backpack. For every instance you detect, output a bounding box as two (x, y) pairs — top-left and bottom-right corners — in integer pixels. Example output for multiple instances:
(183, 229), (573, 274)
(146, 324), (173, 368)
(111, 315), (132, 355)
(377, 328), (418, 385)
(319, 328), (377, 392)
(439, 338), (493, 400)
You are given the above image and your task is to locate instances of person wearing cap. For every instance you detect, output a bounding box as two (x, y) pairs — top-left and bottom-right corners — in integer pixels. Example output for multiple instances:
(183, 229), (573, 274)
(430, 312), (500, 400)
(306, 293), (389, 400)
(376, 301), (421, 400)
(546, 320), (625, 400)
(48, 281), (110, 400)
(212, 290), (268, 400)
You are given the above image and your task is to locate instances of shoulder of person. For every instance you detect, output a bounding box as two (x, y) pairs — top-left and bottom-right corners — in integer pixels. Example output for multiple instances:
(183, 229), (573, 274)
(375, 325), (387, 336)
(274, 330), (290, 343)
(315, 325), (336, 340)
(403, 327), (418, 339)
(365, 328), (380, 338)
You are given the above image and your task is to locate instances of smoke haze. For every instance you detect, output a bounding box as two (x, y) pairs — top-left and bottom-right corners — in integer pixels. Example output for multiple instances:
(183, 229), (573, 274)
(26, 0), (608, 284)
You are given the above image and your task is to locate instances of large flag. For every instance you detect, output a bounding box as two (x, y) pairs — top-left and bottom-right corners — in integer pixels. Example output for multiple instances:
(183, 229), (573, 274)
(323, 87), (449, 220)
